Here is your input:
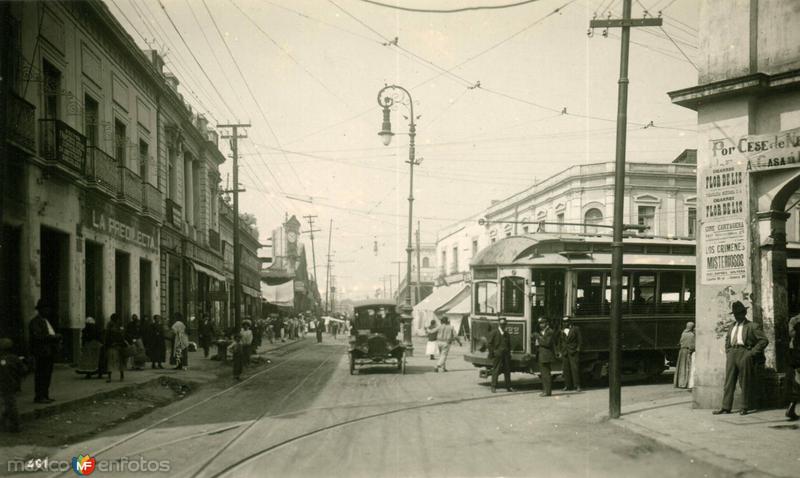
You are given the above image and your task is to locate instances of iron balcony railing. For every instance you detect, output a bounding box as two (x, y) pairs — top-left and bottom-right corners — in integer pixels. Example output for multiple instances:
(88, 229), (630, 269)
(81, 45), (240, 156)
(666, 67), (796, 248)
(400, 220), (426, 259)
(119, 167), (143, 207)
(209, 228), (220, 250)
(142, 182), (163, 220)
(7, 93), (36, 154)
(39, 118), (86, 173)
(85, 146), (120, 194)
(166, 199), (183, 229)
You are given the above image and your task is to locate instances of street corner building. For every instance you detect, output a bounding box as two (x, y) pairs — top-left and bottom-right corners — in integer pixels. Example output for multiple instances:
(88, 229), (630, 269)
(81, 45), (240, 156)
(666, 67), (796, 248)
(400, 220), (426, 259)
(668, 0), (800, 409)
(0, 1), (262, 361)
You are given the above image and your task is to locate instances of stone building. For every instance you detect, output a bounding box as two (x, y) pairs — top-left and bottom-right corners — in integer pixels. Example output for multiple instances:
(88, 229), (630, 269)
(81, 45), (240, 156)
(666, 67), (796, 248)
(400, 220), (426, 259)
(219, 197), (263, 330)
(435, 152), (698, 282)
(0, 1), (227, 358)
(668, 0), (800, 408)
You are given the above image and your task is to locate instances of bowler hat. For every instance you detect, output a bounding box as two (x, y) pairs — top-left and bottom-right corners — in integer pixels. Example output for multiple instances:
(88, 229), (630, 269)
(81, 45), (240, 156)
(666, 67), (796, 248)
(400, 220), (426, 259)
(730, 301), (748, 315)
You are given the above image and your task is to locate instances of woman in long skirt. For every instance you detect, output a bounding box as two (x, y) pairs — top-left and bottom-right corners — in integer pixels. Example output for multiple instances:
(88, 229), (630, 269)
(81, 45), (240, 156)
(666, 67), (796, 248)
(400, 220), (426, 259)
(674, 322), (695, 389)
(425, 320), (440, 360)
(172, 319), (190, 370)
(786, 315), (800, 420)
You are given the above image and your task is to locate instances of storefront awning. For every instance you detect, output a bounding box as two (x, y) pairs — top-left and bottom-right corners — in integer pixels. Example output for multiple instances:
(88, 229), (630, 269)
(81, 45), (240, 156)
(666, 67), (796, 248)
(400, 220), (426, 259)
(192, 261), (226, 282)
(262, 281), (294, 307)
(412, 283), (469, 335)
(444, 290), (471, 316)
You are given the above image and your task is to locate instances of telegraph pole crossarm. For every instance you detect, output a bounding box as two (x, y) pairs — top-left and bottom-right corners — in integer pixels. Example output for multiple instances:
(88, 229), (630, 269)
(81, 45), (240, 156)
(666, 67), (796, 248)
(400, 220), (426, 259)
(588, 0), (661, 420)
(218, 122), (251, 332)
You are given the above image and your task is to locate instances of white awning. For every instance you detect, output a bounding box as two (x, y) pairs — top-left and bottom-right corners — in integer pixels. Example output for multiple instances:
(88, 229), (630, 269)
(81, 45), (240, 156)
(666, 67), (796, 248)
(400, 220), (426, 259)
(192, 262), (226, 282)
(412, 283), (469, 335)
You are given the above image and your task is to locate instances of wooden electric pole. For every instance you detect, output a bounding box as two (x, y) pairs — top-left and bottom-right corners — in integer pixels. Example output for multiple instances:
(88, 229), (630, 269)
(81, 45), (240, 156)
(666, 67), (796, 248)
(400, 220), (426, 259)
(324, 219), (333, 314)
(219, 122), (250, 331)
(302, 215), (321, 295)
(590, 0), (662, 419)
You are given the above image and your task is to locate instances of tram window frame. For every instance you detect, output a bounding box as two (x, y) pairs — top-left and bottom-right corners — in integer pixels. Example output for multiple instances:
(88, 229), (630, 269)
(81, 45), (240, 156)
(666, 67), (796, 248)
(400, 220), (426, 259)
(575, 271), (604, 316)
(658, 271), (683, 314)
(500, 276), (526, 316)
(474, 281), (498, 315)
(630, 272), (655, 314)
(682, 271), (696, 314)
(604, 272), (631, 314)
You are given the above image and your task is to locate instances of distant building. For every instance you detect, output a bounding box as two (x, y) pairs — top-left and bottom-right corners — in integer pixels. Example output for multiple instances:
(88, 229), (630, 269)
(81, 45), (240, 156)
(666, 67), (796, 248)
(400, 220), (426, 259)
(260, 215), (319, 314)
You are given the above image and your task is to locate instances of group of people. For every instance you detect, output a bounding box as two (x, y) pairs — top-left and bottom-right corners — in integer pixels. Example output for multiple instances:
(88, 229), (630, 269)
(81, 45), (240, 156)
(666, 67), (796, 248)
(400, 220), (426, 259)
(424, 317), (462, 373)
(486, 316), (582, 396)
(79, 312), (191, 383)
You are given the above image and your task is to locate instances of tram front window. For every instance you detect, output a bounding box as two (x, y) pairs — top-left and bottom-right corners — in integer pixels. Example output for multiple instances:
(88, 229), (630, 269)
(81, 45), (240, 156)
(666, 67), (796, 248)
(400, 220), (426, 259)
(501, 276), (525, 315)
(474, 282), (498, 314)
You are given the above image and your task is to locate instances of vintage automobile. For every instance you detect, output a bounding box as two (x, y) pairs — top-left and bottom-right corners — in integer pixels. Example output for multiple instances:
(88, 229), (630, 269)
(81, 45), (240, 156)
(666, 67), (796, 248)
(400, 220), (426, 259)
(349, 300), (406, 374)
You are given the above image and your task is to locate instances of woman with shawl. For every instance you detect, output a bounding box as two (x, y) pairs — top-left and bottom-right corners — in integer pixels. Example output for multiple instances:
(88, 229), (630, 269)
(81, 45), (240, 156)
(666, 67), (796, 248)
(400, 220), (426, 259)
(172, 319), (190, 370)
(674, 321), (695, 389)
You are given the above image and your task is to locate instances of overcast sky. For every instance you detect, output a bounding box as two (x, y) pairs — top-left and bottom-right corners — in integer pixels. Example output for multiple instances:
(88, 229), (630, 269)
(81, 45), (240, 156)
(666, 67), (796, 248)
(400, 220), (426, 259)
(109, 0), (699, 300)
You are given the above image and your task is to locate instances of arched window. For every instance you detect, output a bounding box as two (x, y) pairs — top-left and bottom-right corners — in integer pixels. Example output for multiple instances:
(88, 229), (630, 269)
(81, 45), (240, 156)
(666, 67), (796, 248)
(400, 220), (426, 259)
(584, 208), (603, 234)
(422, 257), (430, 268)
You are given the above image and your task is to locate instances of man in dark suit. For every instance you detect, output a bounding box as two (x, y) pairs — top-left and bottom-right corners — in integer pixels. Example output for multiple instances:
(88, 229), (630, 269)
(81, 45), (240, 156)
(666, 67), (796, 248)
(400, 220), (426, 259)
(713, 301), (769, 416)
(29, 300), (60, 404)
(487, 318), (514, 393)
(535, 317), (556, 397)
(559, 316), (582, 392)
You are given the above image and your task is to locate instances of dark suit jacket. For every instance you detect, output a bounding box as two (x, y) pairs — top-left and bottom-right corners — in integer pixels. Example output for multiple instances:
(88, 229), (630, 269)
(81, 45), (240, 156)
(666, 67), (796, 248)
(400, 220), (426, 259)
(535, 327), (556, 364)
(29, 314), (58, 358)
(487, 328), (511, 358)
(559, 326), (582, 355)
(724, 320), (768, 356)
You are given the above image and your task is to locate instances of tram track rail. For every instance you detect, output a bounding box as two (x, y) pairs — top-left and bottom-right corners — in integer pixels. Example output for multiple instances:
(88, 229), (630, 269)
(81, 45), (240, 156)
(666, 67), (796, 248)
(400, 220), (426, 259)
(46, 338), (318, 478)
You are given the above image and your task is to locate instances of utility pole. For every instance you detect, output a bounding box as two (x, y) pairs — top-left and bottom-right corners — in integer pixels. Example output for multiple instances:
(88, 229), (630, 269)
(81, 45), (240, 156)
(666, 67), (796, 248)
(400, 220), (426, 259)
(415, 221), (422, 306)
(219, 122), (250, 332)
(589, 0), (661, 419)
(325, 219), (333, 314)
(302, 214), (321, 294)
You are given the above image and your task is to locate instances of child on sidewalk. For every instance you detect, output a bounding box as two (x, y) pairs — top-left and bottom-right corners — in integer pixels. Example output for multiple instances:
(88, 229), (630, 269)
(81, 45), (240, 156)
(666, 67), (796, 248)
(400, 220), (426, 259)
(0, 338), (27, 433)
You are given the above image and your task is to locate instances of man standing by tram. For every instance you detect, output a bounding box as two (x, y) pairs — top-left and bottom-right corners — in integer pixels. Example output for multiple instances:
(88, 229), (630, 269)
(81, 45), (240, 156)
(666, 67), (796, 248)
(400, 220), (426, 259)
(487, 318), (514, 393)
(559, 316), (582, 392)
(535, 317), (556, 397)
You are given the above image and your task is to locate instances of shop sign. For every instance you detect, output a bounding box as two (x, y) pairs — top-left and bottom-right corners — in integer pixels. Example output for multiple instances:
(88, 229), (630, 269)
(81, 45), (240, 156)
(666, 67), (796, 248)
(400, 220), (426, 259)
(83, 196), (157, 252)
(711, 127), (800, 173)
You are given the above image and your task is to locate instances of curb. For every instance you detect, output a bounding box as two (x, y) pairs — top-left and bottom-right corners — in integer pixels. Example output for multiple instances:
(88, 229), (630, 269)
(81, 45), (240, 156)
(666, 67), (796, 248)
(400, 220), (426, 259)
(19, 375), (199, 423)
(19, 338), (307, 423)
(599, 402), (787, 478)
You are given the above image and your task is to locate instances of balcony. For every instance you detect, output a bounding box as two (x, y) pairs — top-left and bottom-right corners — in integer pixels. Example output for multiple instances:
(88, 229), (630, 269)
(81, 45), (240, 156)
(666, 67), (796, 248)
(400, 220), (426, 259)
(142, 182), (163, 221)
(166, 199), (183, 229)
(118, 167), (143, 209)
(39, 118), (86, 175)
(208, 228), (220, 251)
(85, 147), (120, 196)
(6, 93), (36, 154)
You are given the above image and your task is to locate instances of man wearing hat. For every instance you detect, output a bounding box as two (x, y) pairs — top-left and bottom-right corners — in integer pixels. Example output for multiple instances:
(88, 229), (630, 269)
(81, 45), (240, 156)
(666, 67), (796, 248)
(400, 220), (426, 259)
(713, 300), (769, 416)
(487, 318), (514, 393)
(29, 299), (60, 404)
(559, 316), (583, 392)
(534, 317), (556, 397)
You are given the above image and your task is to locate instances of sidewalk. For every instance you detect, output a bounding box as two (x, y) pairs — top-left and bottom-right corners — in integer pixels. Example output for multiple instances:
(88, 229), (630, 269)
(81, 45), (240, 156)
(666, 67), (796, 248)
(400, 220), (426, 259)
(607, 395), (799, 478)
(16, 338), (301, 421)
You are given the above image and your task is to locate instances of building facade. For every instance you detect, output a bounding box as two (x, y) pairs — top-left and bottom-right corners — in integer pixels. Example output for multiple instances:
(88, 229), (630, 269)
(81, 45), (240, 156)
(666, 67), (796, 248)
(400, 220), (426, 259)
(669, 0), (800, 408)
(0, 1), (229, 358)
(219, 197), (263, 330)
(435, 153), (698, 281)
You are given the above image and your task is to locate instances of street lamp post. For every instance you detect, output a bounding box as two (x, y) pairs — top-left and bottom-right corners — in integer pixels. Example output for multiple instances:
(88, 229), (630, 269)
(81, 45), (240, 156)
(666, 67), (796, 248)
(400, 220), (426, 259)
(377, 84), (418, 356)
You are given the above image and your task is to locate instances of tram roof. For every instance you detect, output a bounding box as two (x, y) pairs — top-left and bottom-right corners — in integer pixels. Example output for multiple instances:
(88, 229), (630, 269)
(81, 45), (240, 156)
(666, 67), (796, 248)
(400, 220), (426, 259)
(471, 234), (696, 268)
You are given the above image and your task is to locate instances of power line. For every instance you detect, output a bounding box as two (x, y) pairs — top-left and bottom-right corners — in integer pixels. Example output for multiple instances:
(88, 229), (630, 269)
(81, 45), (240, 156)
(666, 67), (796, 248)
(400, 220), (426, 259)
(200, 0), (311, 202)
(358, 0), (545, 13)
(155, 0), (237, 118)
(659, 26), (698, 70)
(228, 0), (349, 106)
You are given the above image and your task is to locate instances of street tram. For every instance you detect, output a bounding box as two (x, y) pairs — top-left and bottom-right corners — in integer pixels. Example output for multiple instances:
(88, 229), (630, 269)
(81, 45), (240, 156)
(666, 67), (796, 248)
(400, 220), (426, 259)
(464, 233), (696, 381)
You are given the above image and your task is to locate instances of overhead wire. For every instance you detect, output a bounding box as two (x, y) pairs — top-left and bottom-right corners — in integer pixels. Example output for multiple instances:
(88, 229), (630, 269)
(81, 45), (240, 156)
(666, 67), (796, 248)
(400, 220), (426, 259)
(200, 0), (312, 204)
(659, 26), (698, 70)
(357, 0), (545, 14)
